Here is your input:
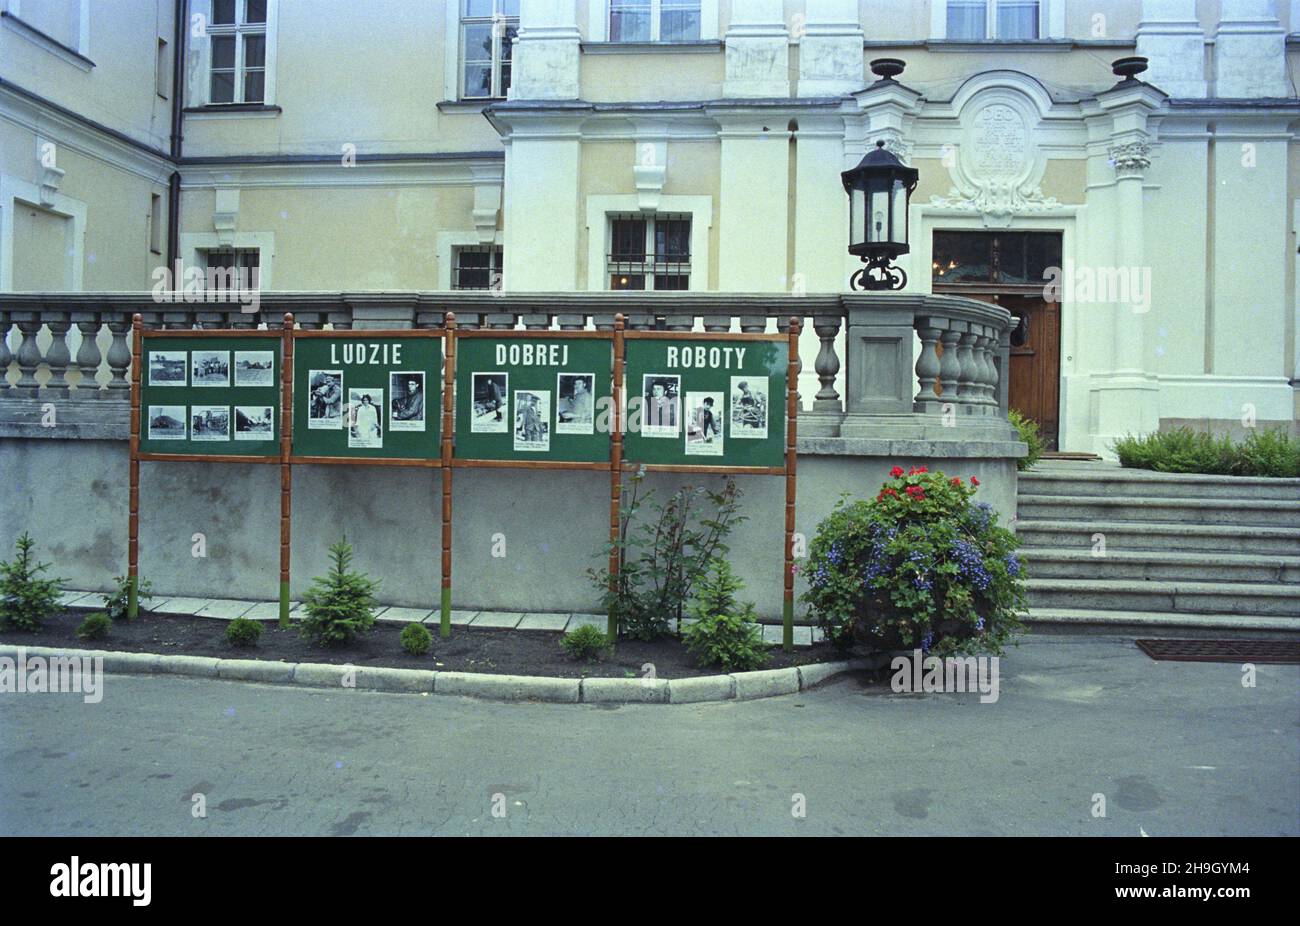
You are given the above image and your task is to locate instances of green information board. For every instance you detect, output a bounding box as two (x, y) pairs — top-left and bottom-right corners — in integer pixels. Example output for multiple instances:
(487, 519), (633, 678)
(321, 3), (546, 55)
(139, 334), (282, 457)
(622, 335), (787, 470)
(454, 333), (612, 465)
(291, 333), (442, 462)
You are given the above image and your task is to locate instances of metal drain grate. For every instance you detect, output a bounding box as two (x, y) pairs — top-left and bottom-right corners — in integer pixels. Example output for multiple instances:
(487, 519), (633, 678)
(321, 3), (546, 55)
(1136, 639), (1300, 664)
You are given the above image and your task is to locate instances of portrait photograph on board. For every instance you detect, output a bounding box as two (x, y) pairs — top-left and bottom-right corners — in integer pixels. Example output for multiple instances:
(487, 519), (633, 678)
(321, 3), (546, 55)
(684, 391), (724, 456)
(147, 405), (186, 440)
(388, 371), (426, 432)
(147, 350), (187, 386)
(347, 388), (384, 449)
(191, 350), (230, 387)
(556, 372), (595, 435)
(472, 372), (508, 433)
(234, 351), (275, 387)
(730, 376), (769, 439)
(190, 405), (230, 441)
(513, 389), (550, 452)
(307, 370), (343, 429)
(641, 374), (680, 437)
(234, 406), (274, 441)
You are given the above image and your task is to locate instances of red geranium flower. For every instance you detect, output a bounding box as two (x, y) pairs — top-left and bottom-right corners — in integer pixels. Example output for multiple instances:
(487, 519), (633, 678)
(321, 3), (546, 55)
(971, 476), (980, 486)
(890, 466), (904, 478)
(950, 477), (962, 487)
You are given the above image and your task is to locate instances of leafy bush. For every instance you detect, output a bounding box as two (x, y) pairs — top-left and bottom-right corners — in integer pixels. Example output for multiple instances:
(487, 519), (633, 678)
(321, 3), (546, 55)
(1008, 409), (1043, 472)
(0, 533), (64, 632)
(800, 467), (1026, 658)
(298, 538), (380, 646)
(561, 624), (609, 661)
(104, 574), (153, 621)
(1113, 427), (1299, 478)
(400, 621), (432, 656)
(589, 470), (746, 641)
(76, 612), (112, 641)
(681, 559), (769, 672)
(226, 617), (263, 648)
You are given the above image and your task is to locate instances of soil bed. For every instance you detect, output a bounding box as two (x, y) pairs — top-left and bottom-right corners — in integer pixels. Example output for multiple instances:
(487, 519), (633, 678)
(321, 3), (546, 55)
(1, 608), (843, 679)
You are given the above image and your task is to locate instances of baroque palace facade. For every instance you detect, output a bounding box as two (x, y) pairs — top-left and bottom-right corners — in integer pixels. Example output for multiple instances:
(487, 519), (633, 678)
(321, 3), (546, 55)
(1, 0), (1297, 455)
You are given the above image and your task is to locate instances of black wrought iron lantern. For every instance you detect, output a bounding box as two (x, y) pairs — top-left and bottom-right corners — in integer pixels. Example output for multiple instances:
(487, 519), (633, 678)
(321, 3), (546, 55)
(842, 139), (919, 290)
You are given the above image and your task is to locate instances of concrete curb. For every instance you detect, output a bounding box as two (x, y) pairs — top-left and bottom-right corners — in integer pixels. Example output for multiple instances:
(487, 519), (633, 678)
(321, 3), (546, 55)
(0, 644), (868, 705)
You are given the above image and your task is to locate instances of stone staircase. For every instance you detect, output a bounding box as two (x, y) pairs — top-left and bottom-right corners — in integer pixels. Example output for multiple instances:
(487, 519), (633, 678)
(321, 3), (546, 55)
(1015, 461), (1300, 633)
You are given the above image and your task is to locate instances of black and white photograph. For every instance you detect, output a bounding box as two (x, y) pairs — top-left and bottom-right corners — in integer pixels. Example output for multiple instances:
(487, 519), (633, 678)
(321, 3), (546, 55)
(234, 351), (275, 386)
(146, 405), (186, 440)
(730, 376), (768, 439)
(388, 371), (426, 432)
(234, 406), (274, 441)
(190, 405), (230, 441)
(147, 350), (187, 386)
(641, 374), (679, 437)
(556, 372), (595, 435)
(513, 389), (549, 452)
(347, 388), (384, 449)
(471, 372), (508, 434)
(307, 370), (343, 429)
(684, 391), (724, 456)
(191, 350), (230, 387)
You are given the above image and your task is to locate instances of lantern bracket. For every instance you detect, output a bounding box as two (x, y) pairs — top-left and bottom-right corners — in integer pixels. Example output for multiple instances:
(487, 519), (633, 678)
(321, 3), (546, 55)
(850, 254), (908, 291)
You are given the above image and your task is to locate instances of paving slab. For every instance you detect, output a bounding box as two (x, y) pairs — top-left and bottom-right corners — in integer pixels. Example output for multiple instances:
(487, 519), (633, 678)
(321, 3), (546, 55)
(448, 610), (479, 626)
(152, 597), (211, 616)
(565, 613), (607, 632)
(240, 601), (301, 621)
(195, 599), (256, 620)
(375, 606), (434, 625)
(517, 613), (570, 631)
(57, 590), (97, 607)
(470, 611), (523, 629)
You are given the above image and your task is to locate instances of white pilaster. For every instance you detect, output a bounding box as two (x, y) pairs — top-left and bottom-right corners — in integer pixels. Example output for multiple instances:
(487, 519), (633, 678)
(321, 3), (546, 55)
(510, 0), (580, 100)
(715, 113), (789, 291)
(796, 0), (864, 97)
(723, 0), (789, 98)
(1135, 0), (1207, 98)
(1214, 0), (1288, 98)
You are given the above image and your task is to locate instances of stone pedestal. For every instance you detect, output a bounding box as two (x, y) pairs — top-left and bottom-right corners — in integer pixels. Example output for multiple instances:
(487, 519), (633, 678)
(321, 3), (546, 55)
(1214, 0), (1287, 99)
(723, 0), (789, 98)
(1135, 0), (1207, 98)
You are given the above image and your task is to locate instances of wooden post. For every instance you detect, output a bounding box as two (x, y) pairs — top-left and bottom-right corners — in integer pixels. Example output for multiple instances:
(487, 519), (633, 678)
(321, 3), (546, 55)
(440, 312), (456, 639)
(127, 314), (143, 619)
(607, 314), (625, 643)
(783, 317), (800, 652)
(279, 313), (294, 628)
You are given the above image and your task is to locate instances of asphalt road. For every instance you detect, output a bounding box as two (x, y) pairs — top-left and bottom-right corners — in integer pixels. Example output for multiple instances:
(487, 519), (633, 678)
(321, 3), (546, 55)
(1, 634), (1296, 836)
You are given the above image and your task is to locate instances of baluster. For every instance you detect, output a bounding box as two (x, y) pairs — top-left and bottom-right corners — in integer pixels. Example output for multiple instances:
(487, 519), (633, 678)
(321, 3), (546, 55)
(456, 312), (483, 330)
(556, 314), (586, 330)
(776, 316), (804, 405)
(229, 310), (258, 329)
(295, 312), (324, 331)
(956, 328), (979, 410)
(195, 311), (225, 330)
(913, 319), (943, 414)
(521, 313), (551, 330)
(325, 310), (351, 330)
(591, 314), (618, 332)
(74, 314), (104, 394)
(486, 312), (516, 329)
(0, 310), (11, 389)
(664, 315), (694, 332)
(701, 315), (731, 333)
(738, 315), (766, 334)
(105, 316), (132, 398)
(12, 317), (43, 397)
(938, 325), (963, 411)
(812, 316), (841, 411)
(976, 328), (997, 409)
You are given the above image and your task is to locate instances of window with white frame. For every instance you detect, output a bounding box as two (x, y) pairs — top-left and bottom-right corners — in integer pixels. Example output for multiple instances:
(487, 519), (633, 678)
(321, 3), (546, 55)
(452, 245), (503, 290)
(946, 0), (1039, 40)
(610, 0), (701, 42)
(461, 0), (518, 100)
(208, 0), (267, 104)
(607, 214), (690, 291)
(201, 248), (260, 292)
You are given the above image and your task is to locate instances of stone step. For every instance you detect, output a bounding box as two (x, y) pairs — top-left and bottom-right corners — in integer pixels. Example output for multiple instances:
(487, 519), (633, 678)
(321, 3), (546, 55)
(1017, 493), (1300, 527)
(1020, 548), (1300, 584)
(1026, 578), (1300, 617)
(1019, 467), (1300, 500)
(1024, 608), (1300, 637)
(1014, 520), (1300, 556)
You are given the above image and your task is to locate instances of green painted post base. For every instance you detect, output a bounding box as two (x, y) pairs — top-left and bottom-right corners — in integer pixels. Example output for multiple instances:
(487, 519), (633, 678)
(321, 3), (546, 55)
(440, 586), (451, 639)
(782, 598), (793, 652)
(127, 575), (138, 621)
(606, 611), (617, 646)
(279, 581), (290, 628)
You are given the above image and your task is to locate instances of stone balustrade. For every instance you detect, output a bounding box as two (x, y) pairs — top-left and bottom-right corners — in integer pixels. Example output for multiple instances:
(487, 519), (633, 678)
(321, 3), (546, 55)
(0, 291), (1015, 443)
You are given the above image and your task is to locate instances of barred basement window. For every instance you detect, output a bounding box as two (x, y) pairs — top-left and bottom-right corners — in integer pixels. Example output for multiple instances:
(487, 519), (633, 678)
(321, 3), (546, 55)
(607, 214), (690, 291)
(201, 248), (260, 293)
(452, 246), (502, 290)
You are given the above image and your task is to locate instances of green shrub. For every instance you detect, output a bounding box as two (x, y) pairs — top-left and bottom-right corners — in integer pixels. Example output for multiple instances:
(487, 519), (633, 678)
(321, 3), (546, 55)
(1008, 409), (1043, 472)
(400, 621), (432, 656)
(103, 574), (154, 621)
(76, 612), (112, 641)
(298, 538), (380, 646)
(0, 533), (64, 632)
(226, 617), (263, 648)
(589, 471), (747, 641)
(1113, 427), (1299, 478)
(800, 467), (1026, 658)
(561, 623), (609, 661)
(681, 559), (769, 672)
